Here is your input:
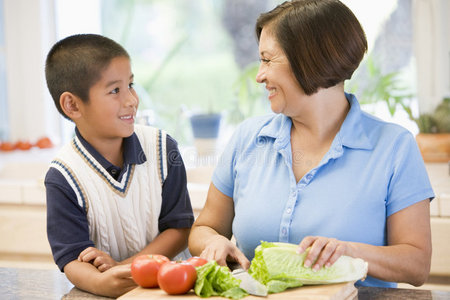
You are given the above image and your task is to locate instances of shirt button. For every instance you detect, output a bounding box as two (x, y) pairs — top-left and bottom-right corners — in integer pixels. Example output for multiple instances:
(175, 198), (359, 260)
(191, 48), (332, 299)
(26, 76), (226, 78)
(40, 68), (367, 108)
(111, 169), (117, 175)
(306, 174), (312, 180)
(286, 207), (292, 214)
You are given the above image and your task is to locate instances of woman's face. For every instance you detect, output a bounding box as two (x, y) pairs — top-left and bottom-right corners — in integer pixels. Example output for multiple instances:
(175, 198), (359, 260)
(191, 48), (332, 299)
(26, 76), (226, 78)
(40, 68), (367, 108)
(256, 27), (305, 116)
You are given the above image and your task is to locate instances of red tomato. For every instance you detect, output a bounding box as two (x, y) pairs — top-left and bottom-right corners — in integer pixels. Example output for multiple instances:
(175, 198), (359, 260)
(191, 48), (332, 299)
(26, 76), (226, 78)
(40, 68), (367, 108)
(130, 254), (170, 288)
(185, 256), (208, 267)
(15, 140), (33, 150)
(0, 141), (15, 152)
(35, 137), (53, 149)
(157, 261), (197, 295)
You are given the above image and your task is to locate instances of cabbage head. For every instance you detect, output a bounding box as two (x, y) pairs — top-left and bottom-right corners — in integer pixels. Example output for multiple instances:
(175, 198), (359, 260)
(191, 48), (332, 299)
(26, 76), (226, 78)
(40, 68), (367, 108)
(248, 241), (368, 293)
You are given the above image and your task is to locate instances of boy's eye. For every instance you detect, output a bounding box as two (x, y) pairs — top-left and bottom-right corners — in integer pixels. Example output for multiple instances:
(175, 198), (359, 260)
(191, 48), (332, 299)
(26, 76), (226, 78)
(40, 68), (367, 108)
(110, 88), (120, 94)
(128, 82), (135, 89)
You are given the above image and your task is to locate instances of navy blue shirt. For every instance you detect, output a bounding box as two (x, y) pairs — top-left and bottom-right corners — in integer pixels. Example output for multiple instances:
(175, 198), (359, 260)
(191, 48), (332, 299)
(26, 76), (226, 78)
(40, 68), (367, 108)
(45, 128), (194, 271)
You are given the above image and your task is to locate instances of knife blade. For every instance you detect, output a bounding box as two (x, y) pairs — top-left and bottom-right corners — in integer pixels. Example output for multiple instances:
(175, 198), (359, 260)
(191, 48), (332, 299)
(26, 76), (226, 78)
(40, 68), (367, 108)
(231, 268), (268, 297)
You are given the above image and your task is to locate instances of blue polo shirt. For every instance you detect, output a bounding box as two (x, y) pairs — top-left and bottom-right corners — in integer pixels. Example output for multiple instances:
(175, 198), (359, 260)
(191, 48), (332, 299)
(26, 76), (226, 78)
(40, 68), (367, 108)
(45, 128), (194, 271)
(212, 93), (434, 288)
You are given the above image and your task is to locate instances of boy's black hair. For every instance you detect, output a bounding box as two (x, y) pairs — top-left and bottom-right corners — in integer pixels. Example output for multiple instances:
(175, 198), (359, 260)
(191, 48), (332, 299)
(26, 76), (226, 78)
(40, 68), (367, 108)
(45, 34), (130, 120)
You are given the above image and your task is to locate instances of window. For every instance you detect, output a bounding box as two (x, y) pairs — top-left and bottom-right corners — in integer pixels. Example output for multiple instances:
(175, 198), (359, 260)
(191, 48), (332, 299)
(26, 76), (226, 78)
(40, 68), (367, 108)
(100, 0), (271, 145)
(51, 0), (419, 147)
(343, 0), (418, 133)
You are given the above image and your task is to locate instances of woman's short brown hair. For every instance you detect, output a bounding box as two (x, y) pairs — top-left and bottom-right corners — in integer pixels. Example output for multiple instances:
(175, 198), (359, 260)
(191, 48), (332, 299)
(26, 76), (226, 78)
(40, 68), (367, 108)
(256, 0), (367, 95)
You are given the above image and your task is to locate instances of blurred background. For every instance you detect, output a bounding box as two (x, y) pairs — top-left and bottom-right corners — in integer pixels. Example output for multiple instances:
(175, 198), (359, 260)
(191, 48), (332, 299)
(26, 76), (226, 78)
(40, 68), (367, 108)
(0, 0), (448, 148)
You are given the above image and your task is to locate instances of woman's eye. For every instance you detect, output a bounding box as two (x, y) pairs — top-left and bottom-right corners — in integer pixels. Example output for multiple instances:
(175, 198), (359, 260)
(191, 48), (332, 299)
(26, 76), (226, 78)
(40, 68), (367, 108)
(260, 58), (270, 63)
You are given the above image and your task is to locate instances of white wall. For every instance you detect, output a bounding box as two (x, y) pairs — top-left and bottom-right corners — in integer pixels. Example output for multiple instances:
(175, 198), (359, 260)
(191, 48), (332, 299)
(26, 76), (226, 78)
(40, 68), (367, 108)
(3, 0), (59, 142)
(413, 0), (450, 113)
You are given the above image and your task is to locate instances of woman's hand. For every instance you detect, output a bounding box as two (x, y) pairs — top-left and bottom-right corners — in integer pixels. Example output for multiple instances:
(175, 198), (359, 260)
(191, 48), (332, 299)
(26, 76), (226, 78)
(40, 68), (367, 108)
(190, 183), (250, 269)
(297, 236), (349, 271)
(200, 235), (250, 270)
(78, 247), (118, 272)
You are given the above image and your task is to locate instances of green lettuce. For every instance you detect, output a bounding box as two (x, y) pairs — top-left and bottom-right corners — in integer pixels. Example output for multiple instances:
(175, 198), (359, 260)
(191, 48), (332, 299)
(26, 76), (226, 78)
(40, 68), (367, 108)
(249, 241), (368, 293)
(194, 261), (248, 299)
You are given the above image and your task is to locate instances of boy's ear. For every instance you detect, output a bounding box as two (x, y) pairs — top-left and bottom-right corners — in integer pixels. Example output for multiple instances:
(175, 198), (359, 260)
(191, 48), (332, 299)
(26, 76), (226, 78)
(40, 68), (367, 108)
(60, 92), (82, 119)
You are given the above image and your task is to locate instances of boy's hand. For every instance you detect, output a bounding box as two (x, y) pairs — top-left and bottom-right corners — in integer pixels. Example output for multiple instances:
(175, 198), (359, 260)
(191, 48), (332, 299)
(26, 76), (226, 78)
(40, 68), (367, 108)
(95, 264), (137, 298)
(78, 247), (118, 272)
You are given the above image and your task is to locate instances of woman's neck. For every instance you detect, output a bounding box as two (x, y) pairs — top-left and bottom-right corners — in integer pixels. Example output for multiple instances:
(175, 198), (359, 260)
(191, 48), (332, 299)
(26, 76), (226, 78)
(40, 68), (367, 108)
(290, 85), (349, 146)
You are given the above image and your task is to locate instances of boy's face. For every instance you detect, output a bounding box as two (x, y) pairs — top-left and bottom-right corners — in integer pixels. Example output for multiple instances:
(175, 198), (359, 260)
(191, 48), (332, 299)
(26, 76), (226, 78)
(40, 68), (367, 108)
(77, 56), (139, 143)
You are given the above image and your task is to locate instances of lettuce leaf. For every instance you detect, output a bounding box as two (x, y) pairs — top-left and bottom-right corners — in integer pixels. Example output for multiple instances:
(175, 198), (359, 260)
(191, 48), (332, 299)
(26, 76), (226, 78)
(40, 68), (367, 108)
(194, 261), (248, 299)
(249, 241), (368, 293)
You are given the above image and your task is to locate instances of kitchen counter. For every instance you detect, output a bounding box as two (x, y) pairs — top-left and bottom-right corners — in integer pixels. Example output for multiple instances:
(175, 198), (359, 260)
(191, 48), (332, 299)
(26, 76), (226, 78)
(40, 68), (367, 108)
(1, 267), (449, 300)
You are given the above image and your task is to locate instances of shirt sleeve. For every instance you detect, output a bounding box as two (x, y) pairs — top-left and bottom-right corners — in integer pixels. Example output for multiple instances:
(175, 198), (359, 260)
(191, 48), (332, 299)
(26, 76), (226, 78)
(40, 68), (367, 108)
(158, 135), (194, 232)
(211, 124), (244, 198)
(45, 167), (94, 272)
(385, 131), (435, 216)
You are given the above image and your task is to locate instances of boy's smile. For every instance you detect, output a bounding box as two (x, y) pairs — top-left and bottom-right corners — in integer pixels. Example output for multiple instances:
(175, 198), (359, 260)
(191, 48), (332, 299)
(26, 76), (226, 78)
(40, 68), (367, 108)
(76, 56), (139, 150)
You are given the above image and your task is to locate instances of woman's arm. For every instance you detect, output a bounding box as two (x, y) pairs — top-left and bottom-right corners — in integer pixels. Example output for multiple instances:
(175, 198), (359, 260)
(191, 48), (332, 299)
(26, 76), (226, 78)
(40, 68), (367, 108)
(188, 183), (250, 269)
(64, 260), (136, 298)
(298, 199), (432, 286)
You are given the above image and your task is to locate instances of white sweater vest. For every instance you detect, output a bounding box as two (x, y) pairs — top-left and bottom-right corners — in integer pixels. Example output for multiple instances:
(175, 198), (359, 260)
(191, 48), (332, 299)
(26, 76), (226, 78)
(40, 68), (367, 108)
(50, 125), (167, 262)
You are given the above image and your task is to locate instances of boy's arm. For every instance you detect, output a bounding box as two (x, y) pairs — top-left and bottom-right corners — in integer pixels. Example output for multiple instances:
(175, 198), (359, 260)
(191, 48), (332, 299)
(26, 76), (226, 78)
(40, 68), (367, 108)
(64, 260), (136, 298)
(81, 227), (190, 267)
(121, 228), (190, 263)
(45, 168), (96, 270)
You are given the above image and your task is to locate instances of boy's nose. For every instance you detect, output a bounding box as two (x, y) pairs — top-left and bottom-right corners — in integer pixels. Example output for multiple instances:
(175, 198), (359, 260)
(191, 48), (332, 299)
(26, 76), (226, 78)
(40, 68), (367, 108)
(125, 90), (139, 107)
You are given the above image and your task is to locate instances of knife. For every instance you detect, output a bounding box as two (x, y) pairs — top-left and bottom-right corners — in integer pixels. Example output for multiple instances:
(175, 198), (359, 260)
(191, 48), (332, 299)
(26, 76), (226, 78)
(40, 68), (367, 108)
(231, 268), (268, 297)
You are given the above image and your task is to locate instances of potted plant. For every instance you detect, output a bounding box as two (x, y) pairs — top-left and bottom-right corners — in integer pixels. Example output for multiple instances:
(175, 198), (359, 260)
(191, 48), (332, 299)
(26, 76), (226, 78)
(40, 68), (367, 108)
(347, 55), (449, 162)
(189, 112), (222, 156)
(414, 98), (450, 162)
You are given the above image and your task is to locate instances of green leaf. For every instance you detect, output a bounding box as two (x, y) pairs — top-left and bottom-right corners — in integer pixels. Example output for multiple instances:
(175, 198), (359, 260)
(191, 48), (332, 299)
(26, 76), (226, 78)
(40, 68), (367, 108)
(194, 261), (248, 299)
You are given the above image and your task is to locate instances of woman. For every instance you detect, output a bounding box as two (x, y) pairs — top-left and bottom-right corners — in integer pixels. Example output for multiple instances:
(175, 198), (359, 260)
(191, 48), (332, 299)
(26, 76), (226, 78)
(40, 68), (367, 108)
(188, 0), (434, 288)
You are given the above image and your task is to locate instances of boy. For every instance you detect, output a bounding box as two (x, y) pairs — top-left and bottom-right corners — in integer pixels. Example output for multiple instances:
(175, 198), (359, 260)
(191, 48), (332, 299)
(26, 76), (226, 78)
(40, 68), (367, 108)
(44, 34), (194, 298)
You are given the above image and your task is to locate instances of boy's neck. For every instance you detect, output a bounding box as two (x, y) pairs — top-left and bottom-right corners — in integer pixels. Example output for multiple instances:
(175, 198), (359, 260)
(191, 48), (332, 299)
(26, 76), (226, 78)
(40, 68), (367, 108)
(98, 141), (124, 168)
(77, 128), (124, 168)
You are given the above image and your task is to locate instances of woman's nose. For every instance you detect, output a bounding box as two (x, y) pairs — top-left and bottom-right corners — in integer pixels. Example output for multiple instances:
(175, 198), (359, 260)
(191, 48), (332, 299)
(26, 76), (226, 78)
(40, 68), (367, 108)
(255, 63), (266, 83)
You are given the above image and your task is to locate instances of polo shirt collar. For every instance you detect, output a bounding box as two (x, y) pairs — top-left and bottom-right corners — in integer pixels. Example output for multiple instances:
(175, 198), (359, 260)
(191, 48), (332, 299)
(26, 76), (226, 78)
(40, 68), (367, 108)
(338, 93), (374, 150)
(257, 93), (373, 151)
(75, 128), (147, 168)
(258, 114), (292, 150)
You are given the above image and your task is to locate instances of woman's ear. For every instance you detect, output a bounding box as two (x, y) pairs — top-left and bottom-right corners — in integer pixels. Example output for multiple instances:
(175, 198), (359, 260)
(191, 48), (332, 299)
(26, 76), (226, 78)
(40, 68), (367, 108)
(60, 92), (82, 119)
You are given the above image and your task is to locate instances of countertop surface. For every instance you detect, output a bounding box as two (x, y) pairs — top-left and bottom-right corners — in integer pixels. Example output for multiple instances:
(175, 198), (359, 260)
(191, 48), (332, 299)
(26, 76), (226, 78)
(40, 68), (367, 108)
(1, 267), (450, 300)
